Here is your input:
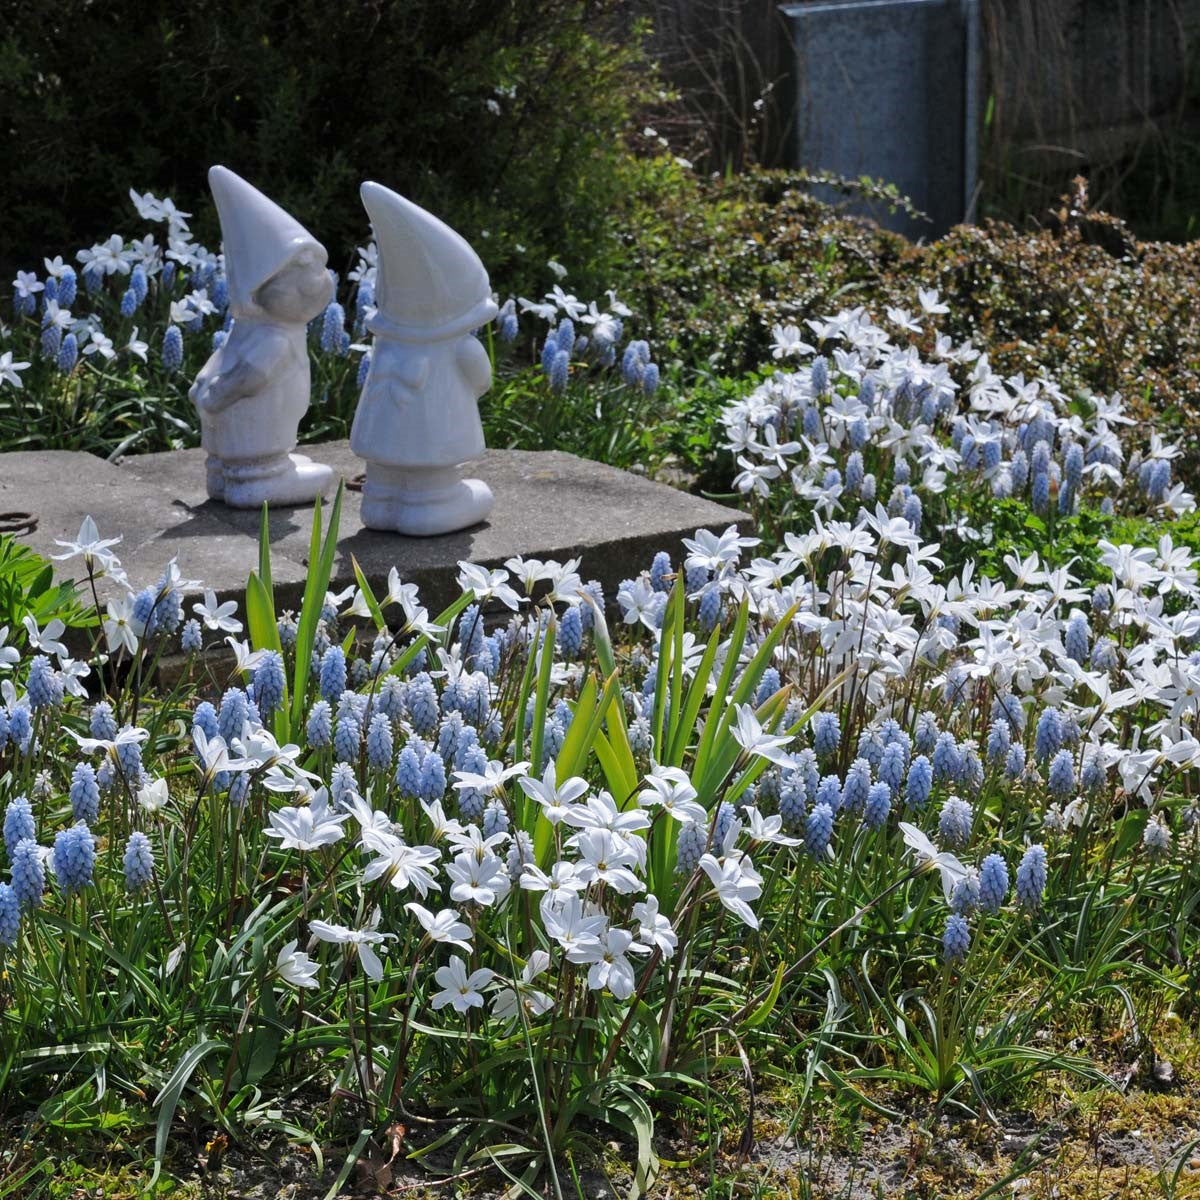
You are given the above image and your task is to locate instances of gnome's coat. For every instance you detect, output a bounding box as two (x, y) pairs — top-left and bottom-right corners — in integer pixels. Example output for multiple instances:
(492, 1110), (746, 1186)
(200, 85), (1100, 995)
(350, 334), (492, 468)
(350, 183), (497, 471)
(192, 166), (332, 464)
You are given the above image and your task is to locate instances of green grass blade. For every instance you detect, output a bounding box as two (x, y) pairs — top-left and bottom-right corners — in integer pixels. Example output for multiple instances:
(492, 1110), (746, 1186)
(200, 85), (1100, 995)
(288, 493), (327, 735)
(244, 571), (281, 657)
(258, 501), (273, 612)
(692, 597), (749, 783)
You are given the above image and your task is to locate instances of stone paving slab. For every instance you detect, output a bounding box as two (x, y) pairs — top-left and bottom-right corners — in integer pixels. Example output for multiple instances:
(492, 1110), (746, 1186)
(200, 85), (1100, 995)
(3, 440), (750, 619)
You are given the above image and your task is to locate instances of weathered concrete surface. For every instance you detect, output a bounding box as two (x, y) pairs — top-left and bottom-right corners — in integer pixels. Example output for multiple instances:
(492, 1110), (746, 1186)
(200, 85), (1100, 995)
(3, 441), (750, 617)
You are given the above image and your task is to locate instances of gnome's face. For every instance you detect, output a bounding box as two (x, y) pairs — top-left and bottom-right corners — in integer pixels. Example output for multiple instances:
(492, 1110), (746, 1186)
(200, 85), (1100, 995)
(255, 251), (333, 324)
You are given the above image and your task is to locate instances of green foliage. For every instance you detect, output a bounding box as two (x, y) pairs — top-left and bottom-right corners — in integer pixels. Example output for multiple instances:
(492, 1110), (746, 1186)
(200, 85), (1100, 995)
(486, 359), (683, 475)
(615, 167), (910, 378)
(967, 500), (1118, 589)
(614, 169), (1200, 483)
(0, 534), (85, 635)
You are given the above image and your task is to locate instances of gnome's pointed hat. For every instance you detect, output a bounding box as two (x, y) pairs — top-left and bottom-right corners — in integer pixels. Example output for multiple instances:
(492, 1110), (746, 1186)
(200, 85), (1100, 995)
(209, 165), (327, 316)
(361, 181), (497, 342)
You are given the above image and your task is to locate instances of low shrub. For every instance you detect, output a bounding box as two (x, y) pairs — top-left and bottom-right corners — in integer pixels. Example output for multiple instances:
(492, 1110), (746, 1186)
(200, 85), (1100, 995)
(618, 172), (1200, 477)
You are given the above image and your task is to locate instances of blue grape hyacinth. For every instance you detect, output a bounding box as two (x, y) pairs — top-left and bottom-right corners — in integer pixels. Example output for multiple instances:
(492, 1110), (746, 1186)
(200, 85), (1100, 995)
(181, 618), (203, 653)
(986, 720), (1010, 765)
(26, 657), (62, 710)
(8, 706), (32, 755)
(406, 674), (440, 737)
(217, 689), (249, 745)
(812, 712), (840, 760)
(1047, 749), (1075, 797)
(942, 913), (971, 964)
(91, 701), (118, 741)
(4, 796), (36, 860)
(841, 758), (871, 813)
(979, 853), (1008, 913)
(1005, 742), (1026, 780)
(1016, 844), (1047, 910)
(53, 824), (96, 893)
(558, 604), (583, 659)
(932, 732), (960, 782)
(675, 821), (705, 875)
(319, 645), (347, 703)
(57, 331), (79, 372)
(548, 349), (569, 393)
(419, 750), (447, 801)
(192, 701), (219, 744)
(950, 869), (980, 915)
(938, 796), (973, 849)
(334, 711), (362, 763)
(804, 802), (834, 858)
(863, 782), (891, 830)
(0, 882), (19, 947)
(395, 745), (423, 800)
(58, 267), (77, 307)
(905, 755), (933, 808)
(10, 838), (45, 910)
(879, 742), (907, 796)
(162, 324), (183, 372)
(366, 713), (394, 772)
(70, 763), (100, 824)
(778, 773), (807, 830)
(123, 831), (154, 893)
(320, 302), (345, 353)
(1035, 706), (1062, 762)
(253, 651), (285, 717)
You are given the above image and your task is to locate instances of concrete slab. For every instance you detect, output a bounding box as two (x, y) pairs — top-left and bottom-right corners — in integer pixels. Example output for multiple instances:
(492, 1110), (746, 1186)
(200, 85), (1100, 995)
(5, 441), (751, 620)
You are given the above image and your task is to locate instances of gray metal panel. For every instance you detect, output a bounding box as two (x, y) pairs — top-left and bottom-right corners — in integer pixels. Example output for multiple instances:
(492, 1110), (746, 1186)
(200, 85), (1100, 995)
(782, 0), (979, 239)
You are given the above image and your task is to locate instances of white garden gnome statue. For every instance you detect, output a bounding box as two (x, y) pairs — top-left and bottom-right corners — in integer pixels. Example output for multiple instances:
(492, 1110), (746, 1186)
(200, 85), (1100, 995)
(351, 181), (497, 536)
(189, 165), (334, 508)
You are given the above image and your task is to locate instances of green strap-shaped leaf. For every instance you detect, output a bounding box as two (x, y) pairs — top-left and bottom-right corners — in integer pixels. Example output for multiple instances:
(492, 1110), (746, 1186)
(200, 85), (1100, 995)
(742, 961), (785, 1029)
(153, 1037), (228, 1179)
(693, 597), (749, 781)
(528, 609), (557, 781)
(666, 622), (721, 766)
(244, 572), (280, 657)
(350, 554), (387, 631)
(288, 483), (344, 737)
(258, 502), (274, 612)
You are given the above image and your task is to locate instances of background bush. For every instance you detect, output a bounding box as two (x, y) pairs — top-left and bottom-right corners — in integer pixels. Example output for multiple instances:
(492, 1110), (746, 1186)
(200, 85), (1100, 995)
(0, 0), (653, 298)
(614, 171), (1200, 480)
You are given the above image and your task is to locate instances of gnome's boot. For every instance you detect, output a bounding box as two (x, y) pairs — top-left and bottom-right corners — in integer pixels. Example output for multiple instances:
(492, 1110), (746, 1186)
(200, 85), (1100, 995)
(222, 452), (334, 509)
(360, 463), (493, 537)
(205, 454), (226, 501)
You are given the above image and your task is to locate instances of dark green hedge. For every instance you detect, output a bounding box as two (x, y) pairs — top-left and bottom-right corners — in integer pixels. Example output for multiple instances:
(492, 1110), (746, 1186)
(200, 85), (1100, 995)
(0, 0), (652, 295)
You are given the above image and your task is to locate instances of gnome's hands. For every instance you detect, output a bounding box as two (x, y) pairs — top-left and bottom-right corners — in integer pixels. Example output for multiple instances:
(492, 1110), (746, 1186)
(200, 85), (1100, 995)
(372, 354), (430, 408)
(195, 361), (267, 415)
(457, 335), (492, 394)
(188, 374), (212, 411)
